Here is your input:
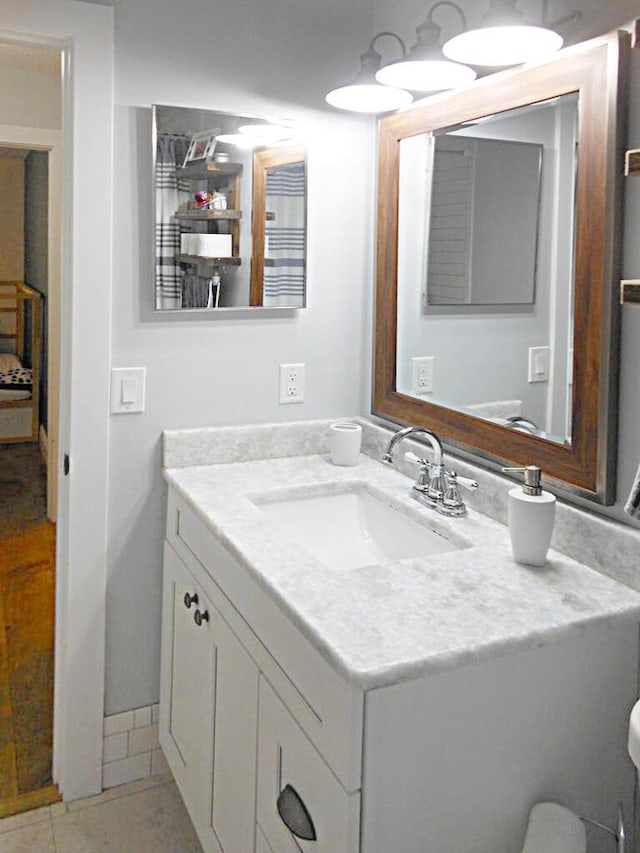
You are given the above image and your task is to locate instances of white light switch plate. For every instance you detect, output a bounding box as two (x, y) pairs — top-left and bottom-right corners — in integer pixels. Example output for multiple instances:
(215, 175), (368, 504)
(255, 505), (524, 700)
(527, 346), (550, 383)
(111, 367), (146, 414)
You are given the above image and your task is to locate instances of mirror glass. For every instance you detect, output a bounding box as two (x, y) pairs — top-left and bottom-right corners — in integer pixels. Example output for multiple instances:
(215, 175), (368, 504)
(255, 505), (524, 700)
(396, 93), (578, 445)
(153, 104), (307, 311)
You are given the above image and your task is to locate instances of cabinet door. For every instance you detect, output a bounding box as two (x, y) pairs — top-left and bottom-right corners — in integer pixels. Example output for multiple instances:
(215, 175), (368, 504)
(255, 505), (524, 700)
(160, 544), (217, 836)
(160, 543), (259, 853)
(207, 611), (259, 853)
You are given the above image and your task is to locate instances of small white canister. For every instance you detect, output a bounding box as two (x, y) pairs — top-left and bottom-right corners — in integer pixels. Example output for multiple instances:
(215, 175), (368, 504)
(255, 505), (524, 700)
(329, 421), (362, 466)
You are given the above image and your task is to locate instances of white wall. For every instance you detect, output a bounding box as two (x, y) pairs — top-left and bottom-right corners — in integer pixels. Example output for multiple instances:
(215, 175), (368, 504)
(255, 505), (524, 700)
(0, 67), (61, 130)
(106, 0), (375, 713)
(0, 156), (24, 279)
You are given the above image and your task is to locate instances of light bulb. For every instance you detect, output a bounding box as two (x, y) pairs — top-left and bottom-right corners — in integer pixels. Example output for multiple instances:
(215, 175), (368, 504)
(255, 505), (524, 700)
(325, 84), (413, 113)
(376, 59), (476, 92)
(443, 25), (562, 67)
(238, 123), (293, 142)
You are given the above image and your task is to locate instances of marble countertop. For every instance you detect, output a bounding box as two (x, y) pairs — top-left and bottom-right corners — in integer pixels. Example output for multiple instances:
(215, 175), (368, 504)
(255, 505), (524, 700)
(164, 453), (640, 690)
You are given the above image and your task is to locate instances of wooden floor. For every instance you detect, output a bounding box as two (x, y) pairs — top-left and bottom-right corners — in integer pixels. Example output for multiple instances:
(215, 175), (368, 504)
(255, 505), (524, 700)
(0, 443), (59, 817)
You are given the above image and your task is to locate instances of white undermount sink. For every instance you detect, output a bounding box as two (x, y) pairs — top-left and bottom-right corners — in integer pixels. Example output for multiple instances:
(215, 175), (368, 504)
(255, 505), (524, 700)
(252, 487), (462, 570)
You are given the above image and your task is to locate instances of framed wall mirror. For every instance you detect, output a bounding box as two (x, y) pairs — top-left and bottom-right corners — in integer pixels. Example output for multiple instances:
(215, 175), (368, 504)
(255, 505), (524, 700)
(374, 32), (629, 504)
(153, 104), (307, 312)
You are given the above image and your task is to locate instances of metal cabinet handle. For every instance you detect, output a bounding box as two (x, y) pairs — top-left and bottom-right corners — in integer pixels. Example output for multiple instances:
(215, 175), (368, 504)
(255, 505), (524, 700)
(276, 783), (317, 841)
(194, 609), (209, 626)
(183, 592), (198, 609)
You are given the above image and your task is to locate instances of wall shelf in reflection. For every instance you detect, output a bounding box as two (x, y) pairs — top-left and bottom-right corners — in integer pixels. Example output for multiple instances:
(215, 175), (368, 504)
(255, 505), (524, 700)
(177, 254), (242, 267)
(176, 162), (243, 181)
(174, 209), (242, 221)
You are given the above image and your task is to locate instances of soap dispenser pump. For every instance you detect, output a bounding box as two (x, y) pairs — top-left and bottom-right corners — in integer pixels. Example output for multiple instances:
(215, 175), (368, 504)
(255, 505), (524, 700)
(502, 465), (556, 567)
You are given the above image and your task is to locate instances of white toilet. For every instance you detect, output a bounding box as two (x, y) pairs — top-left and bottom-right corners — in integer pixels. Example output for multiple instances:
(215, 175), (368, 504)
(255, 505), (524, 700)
(519, 698), (640, 853)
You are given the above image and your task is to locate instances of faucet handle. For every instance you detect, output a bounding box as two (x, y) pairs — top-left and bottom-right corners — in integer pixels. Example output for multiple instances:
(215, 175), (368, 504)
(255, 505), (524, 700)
(441, 470), (478, 516)
(404, 451), (430, 489)
(404, 451), (429, 466)
(447, 471), (479, 492)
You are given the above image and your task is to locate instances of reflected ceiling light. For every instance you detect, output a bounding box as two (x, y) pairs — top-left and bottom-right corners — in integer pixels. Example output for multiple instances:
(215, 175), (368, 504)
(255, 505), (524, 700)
(238, 123), (293, 142)
(215, 133), (259, 149)
(375, 2), (476, 93)
(326, 33), (414, 114)
(442, 0), (580, 67)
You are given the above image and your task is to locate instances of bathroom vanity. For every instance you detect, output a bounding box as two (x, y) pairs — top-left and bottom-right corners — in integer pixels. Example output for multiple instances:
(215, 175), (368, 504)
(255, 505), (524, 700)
(160, 424), (640, 853)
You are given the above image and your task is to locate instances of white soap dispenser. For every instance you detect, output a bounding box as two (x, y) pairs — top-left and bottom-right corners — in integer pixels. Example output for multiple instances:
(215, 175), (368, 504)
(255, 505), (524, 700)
(502, 465), (556, 567)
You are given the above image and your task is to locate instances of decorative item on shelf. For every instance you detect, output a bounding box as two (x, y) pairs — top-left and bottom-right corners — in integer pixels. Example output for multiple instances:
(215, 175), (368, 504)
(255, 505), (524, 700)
(179, 233), (234, 258)
(625, 148), (640, 176)
(183, 129), (218, 167)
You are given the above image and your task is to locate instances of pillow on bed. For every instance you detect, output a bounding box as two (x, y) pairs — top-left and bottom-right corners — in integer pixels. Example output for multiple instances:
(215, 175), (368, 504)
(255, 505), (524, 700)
(0, 354), (32, 391)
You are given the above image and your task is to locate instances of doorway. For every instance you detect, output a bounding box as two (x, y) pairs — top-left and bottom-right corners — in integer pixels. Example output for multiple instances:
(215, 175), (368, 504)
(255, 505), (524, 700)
(0, 41), (62, 817)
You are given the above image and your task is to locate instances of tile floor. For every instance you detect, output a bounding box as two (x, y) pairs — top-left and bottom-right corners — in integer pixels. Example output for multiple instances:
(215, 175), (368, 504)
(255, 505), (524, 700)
(0, 774), (203, 852)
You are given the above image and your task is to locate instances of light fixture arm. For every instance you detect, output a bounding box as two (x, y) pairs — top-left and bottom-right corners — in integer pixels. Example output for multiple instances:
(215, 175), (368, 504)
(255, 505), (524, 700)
(426, 1), (468, 32)
(364, 31), (408, 72)
(540, 0), (583, 29)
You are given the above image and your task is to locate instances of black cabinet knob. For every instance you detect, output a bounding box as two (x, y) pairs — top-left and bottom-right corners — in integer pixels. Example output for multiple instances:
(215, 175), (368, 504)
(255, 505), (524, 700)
(277, 783), (317, 841)
(183, 592), (198, 609)
(194, 609), (209, 626)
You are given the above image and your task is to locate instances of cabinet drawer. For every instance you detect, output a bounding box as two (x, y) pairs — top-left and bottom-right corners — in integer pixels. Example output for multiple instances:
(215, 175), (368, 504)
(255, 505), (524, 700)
(167, 489), (363, 791)
(257, 678), (360, 853)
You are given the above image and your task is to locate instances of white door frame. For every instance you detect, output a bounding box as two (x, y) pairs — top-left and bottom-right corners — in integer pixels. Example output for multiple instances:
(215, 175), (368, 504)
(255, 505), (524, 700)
(0, 125), (62, 520)
(0, 1), (114, 802)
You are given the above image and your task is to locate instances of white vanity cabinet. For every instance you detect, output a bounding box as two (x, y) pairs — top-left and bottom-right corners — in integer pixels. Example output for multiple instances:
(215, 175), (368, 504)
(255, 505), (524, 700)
(161, 489), (362, 853)
(161, 486), (639, 853)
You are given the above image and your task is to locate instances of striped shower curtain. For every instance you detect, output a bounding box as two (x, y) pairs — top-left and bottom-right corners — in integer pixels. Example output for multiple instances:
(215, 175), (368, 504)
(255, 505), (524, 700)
(263, 161), (306, 307)
(155, 135), (190, 309)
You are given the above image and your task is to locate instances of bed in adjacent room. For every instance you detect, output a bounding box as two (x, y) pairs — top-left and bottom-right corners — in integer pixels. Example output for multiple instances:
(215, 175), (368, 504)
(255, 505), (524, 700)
(0, 282), (41, 444)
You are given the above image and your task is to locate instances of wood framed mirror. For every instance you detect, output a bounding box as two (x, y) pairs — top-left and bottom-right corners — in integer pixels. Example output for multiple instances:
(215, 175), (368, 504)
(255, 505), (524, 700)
(374, 32), (629, 504)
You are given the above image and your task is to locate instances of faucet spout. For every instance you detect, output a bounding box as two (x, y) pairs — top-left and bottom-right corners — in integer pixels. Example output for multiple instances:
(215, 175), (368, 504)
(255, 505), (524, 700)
(383, 426), (443, 466)
(382, 425), (475, 516)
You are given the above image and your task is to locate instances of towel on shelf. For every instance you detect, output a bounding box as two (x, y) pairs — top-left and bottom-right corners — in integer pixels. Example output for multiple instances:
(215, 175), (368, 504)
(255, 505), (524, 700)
(624, 462), (640, 519)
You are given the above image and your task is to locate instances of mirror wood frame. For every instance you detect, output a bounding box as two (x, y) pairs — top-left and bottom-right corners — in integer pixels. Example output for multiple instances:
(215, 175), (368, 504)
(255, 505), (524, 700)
(250, 141), (307, 306)
(374, 32), (629, 504)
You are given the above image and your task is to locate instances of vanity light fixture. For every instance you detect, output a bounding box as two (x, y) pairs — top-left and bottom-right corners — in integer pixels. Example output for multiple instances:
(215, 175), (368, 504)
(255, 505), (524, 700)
(375, 2), (477, 93)
(325, 32), (414, 113)
(442, 0), (581, 67)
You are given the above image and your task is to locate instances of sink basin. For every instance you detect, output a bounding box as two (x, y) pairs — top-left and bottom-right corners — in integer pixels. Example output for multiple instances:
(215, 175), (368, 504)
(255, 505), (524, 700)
(252, 488), (461, 570)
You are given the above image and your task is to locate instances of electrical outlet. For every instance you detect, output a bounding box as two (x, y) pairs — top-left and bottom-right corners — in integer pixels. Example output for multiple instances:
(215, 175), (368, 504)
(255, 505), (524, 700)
(279, 363), (305, 404)
(411, 356), (434, 395)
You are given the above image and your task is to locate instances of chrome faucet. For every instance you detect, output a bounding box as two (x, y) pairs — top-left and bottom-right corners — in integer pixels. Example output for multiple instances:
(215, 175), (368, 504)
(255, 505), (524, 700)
(383, 426), (478, 517)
